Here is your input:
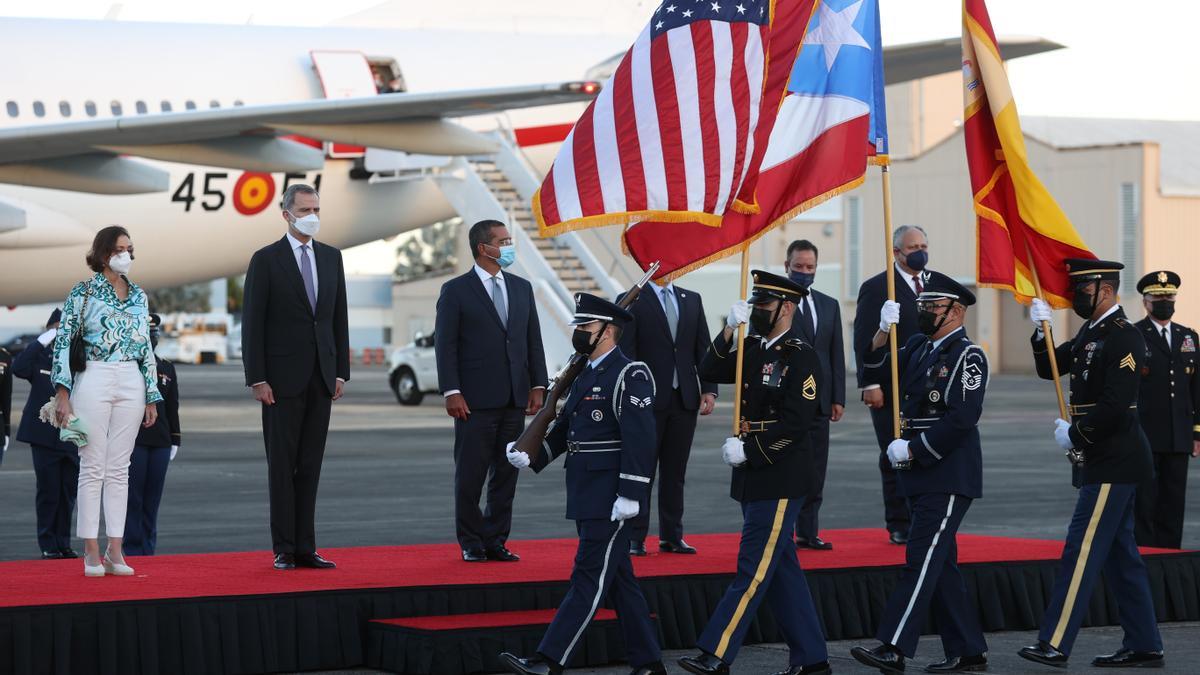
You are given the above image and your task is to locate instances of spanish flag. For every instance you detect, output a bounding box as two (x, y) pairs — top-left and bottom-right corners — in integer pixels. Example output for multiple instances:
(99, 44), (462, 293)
(963, 0), (1093, 307)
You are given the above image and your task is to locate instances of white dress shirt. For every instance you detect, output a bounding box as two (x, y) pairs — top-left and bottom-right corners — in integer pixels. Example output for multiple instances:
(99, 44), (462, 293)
(1090, 304), (1121, 329)
(287, 231), (318, 297)
(474, 264), (508, 312)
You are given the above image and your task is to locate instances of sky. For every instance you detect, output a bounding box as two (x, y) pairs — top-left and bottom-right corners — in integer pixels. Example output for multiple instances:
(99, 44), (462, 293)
(5, 0), (1196, 121)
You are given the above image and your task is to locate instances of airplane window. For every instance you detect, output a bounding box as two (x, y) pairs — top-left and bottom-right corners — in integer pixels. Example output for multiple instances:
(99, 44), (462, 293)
(136, 100), (148, 114)
(110, 100), (123, 116)
(233, 99), (244, 107)
(33, 101), (45, 117)
(161, 100), (172, 113)
(59, 101), (71, 117)
(85, 101), (97, 117)
(5, 101), (16, 117)
(185, 100), (196, 110)
(209, 99), (220, 108)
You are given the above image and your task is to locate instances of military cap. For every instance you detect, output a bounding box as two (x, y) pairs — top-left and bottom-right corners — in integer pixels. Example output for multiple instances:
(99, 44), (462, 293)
(917, 271), (976, 307)
(747, 269), (808, 305)
(570, 292), (633, 327)
(1065, 258), (1123, 285)
(46, 308), (62, 327)
(1137, 270), (1180, 296)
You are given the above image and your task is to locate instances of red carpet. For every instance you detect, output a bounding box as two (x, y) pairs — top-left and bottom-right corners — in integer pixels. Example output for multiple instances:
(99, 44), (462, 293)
(0, 528), (1179, 610)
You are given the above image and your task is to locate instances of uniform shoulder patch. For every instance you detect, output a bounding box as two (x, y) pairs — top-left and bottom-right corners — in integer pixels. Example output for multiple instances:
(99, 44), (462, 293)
(783, 337), (810, 350)
(1113, 317), (1131, 328)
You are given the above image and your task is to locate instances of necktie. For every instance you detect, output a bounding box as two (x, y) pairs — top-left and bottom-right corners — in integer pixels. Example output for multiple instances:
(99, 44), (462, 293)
(491, 276), (508, 325)
(798, 297), (816, 342)
(663, 288), (679, 388)
(913, 274), (923, 295)
(1163, 326), (1170, 349)
(299, 245), (316, 314)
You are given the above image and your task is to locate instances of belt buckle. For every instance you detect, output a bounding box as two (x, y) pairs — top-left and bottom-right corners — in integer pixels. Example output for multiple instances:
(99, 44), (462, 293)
(566, 441), (580, 454)
(1065, 448), (1085, 466)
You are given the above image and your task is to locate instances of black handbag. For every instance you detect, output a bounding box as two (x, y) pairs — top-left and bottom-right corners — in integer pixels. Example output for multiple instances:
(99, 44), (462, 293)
(68, 282), (92, 374)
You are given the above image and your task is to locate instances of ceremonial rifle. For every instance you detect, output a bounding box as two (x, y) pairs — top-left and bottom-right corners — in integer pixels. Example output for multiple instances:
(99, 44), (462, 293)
(514, 262), (660, 462)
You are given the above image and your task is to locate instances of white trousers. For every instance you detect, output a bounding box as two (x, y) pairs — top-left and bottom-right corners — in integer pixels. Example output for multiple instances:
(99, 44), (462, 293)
(71, 361), (145, 539)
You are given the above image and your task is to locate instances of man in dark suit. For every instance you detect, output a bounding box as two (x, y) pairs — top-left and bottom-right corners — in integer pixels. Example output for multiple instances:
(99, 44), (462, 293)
(11, 309), (80, 559)
(242, 183), (350, 571)
(853, 225), (930, 544)
(0, 344), (10, 467)
(784, 240), (845, 551)
(435, 219), (548, 562)
(618, 281), (717, 556)
(1133, 270), (1200, 549)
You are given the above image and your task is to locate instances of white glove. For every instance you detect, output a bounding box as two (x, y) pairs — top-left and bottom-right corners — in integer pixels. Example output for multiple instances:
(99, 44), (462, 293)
(1054, 418), (1073, 451)
(726, 300), (751, 329)
(170, 445), (178, 461)
(722, 437), (747, 466)
(879, 300), (901, 333)
(37, 328), (58, 347)
(2, 437), (7, 454)
(506, 441), (530, 469)
(887, 439), (911, 466)
(1030, 298), (1053, 325)
(610, 496), (640, 522)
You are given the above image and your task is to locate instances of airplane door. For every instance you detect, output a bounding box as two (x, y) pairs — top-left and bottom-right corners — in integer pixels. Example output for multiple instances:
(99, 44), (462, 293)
(309, 50), (377, 158)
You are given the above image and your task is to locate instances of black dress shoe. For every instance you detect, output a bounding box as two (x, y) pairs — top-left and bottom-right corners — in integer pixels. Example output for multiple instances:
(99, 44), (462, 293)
(273, 553), (295, 570)
(1017, 641), (1067, 668)
(1092, 648), (1164, 668)
(659, 539), (697, 554)
(41, 550), (64, 560)
(889, 530), (909, 545)
(926, 654), (987, 672)
(629, 661), (668, 675)
(629, 541), (648, 556)
(851, 643), (906, 673)
(770, 661), (832, 675)
(296, 552), (336, 569)
(677, 652), (729, 675)
(59, 548), (78, 559)
(485, 545), (521, 562)
(796, 536), (833, 550)
(462, 548), (487, 562)
(498, 652), (563, 675)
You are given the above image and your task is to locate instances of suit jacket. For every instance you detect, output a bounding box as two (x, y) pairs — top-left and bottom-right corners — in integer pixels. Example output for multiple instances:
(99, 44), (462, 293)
(1135, 317), (1200, 453)
(853, 267), (925, 391)
(434, 268), (548, 409)
(617, 285), (717, 411)
(136, 358), (181, 449)
(786, 288), (846, 416)
(10, 341), (75, 452)
(241, 236), (351, 397)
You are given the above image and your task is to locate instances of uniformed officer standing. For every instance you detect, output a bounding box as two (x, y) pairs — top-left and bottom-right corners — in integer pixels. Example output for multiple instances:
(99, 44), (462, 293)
(1019, 259), (1164, 669)
(1133, 270), (1200, 549)
(1, 343), (12, 466)
(849, 272), (989, 674)
(678, 271), (829, 675)
(500, 293), (665, 675)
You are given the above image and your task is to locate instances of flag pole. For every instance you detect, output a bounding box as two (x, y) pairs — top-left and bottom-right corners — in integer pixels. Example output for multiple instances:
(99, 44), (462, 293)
(732, 247), (750, 436)
(1023, 241), (1070, 420)
(880, 165), (901, 439)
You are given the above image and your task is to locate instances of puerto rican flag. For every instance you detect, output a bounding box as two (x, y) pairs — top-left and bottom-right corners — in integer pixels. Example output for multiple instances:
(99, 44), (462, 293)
(625, 0), (889, 280)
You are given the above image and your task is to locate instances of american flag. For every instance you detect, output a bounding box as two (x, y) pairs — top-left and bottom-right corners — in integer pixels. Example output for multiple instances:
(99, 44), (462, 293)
(535, 0), (773, 235)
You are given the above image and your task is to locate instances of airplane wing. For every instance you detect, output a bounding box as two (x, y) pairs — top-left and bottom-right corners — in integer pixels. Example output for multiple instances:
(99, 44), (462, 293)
(0, 81), (600, 194)
(882, 36), (1064, 84)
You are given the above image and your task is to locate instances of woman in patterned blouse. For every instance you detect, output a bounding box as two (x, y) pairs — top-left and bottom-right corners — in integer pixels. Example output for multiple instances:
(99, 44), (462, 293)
(52, 226), (162, 577)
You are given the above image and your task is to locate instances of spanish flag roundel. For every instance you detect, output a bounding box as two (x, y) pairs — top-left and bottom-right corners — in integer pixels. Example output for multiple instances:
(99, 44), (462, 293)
(232, 173), (276, 216)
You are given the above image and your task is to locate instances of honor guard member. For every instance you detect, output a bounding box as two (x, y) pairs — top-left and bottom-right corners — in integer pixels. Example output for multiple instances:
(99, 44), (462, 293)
(1020, 259), (1164, 669)
(1133, 270), (1200, 549)
(500, 293), (665, 675)
(850, 272), (989, 674)
(1, 344), (11, 465)
(678, 271), (829, 675)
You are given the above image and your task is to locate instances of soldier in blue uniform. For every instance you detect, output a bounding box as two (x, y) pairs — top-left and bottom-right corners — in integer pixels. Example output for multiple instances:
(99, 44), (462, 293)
(500, 293), (665, 675)
(1, 343), (10, 466)
(11, 309), (80, 559)
(849, 272), (989, 674)
(678, 271), (829, 675)
(1019, 259), (1164, 669)
(1132, 270), (1200, 549)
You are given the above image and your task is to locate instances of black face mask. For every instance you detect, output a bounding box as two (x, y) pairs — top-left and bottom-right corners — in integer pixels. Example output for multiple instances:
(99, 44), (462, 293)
(749, 305), (780, 337)
(917, 305), (951, 336)
(1072, 288), (1099, 320)
(572, 325), (603, 354)
(1149, 299), (1175, 322)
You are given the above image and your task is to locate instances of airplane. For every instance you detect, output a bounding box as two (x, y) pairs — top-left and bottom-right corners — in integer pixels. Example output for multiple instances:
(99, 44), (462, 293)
(0, 15), (1062, 306)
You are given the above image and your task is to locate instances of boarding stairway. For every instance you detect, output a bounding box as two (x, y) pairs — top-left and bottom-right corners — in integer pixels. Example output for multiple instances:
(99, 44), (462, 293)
(432, 130), (624, 371)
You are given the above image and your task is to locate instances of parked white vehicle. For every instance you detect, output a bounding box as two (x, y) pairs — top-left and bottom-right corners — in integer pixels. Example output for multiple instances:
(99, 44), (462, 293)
(388, 332), (438, 405)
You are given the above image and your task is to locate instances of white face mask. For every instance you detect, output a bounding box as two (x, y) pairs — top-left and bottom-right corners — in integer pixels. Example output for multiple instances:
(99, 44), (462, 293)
(288, 212), (320, 237)
(108, 251), (133, 274)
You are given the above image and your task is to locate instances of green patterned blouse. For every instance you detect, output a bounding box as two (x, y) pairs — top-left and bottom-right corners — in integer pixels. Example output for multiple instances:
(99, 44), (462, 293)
(51, 273), (163, 404)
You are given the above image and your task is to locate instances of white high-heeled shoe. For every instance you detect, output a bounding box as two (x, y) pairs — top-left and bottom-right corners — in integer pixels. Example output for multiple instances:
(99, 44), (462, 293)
(84, 557), (105, 577)
(103, 554), (134, 576)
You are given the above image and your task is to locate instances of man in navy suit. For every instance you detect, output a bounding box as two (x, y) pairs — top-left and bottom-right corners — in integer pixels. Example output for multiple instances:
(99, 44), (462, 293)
(618, 281), (717, 556)
(852, 225), (931, 544)
(435, 219), (548, 563)
(784, 240), (845, 550)
(11, 309), (80, 559)
(850, 272), (989, 674)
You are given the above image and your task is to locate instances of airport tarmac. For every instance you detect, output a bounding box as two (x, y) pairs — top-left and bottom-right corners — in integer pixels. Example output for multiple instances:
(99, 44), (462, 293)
(1, 363), (1199, 559)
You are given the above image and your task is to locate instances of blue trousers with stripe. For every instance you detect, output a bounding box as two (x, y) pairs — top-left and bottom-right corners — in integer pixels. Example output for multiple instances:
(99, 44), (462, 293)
(875, 493), (987, 658)
(538, 518), (660, 668)
(697, 498), (827, 667)
(1038, 483), (1162, 656)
